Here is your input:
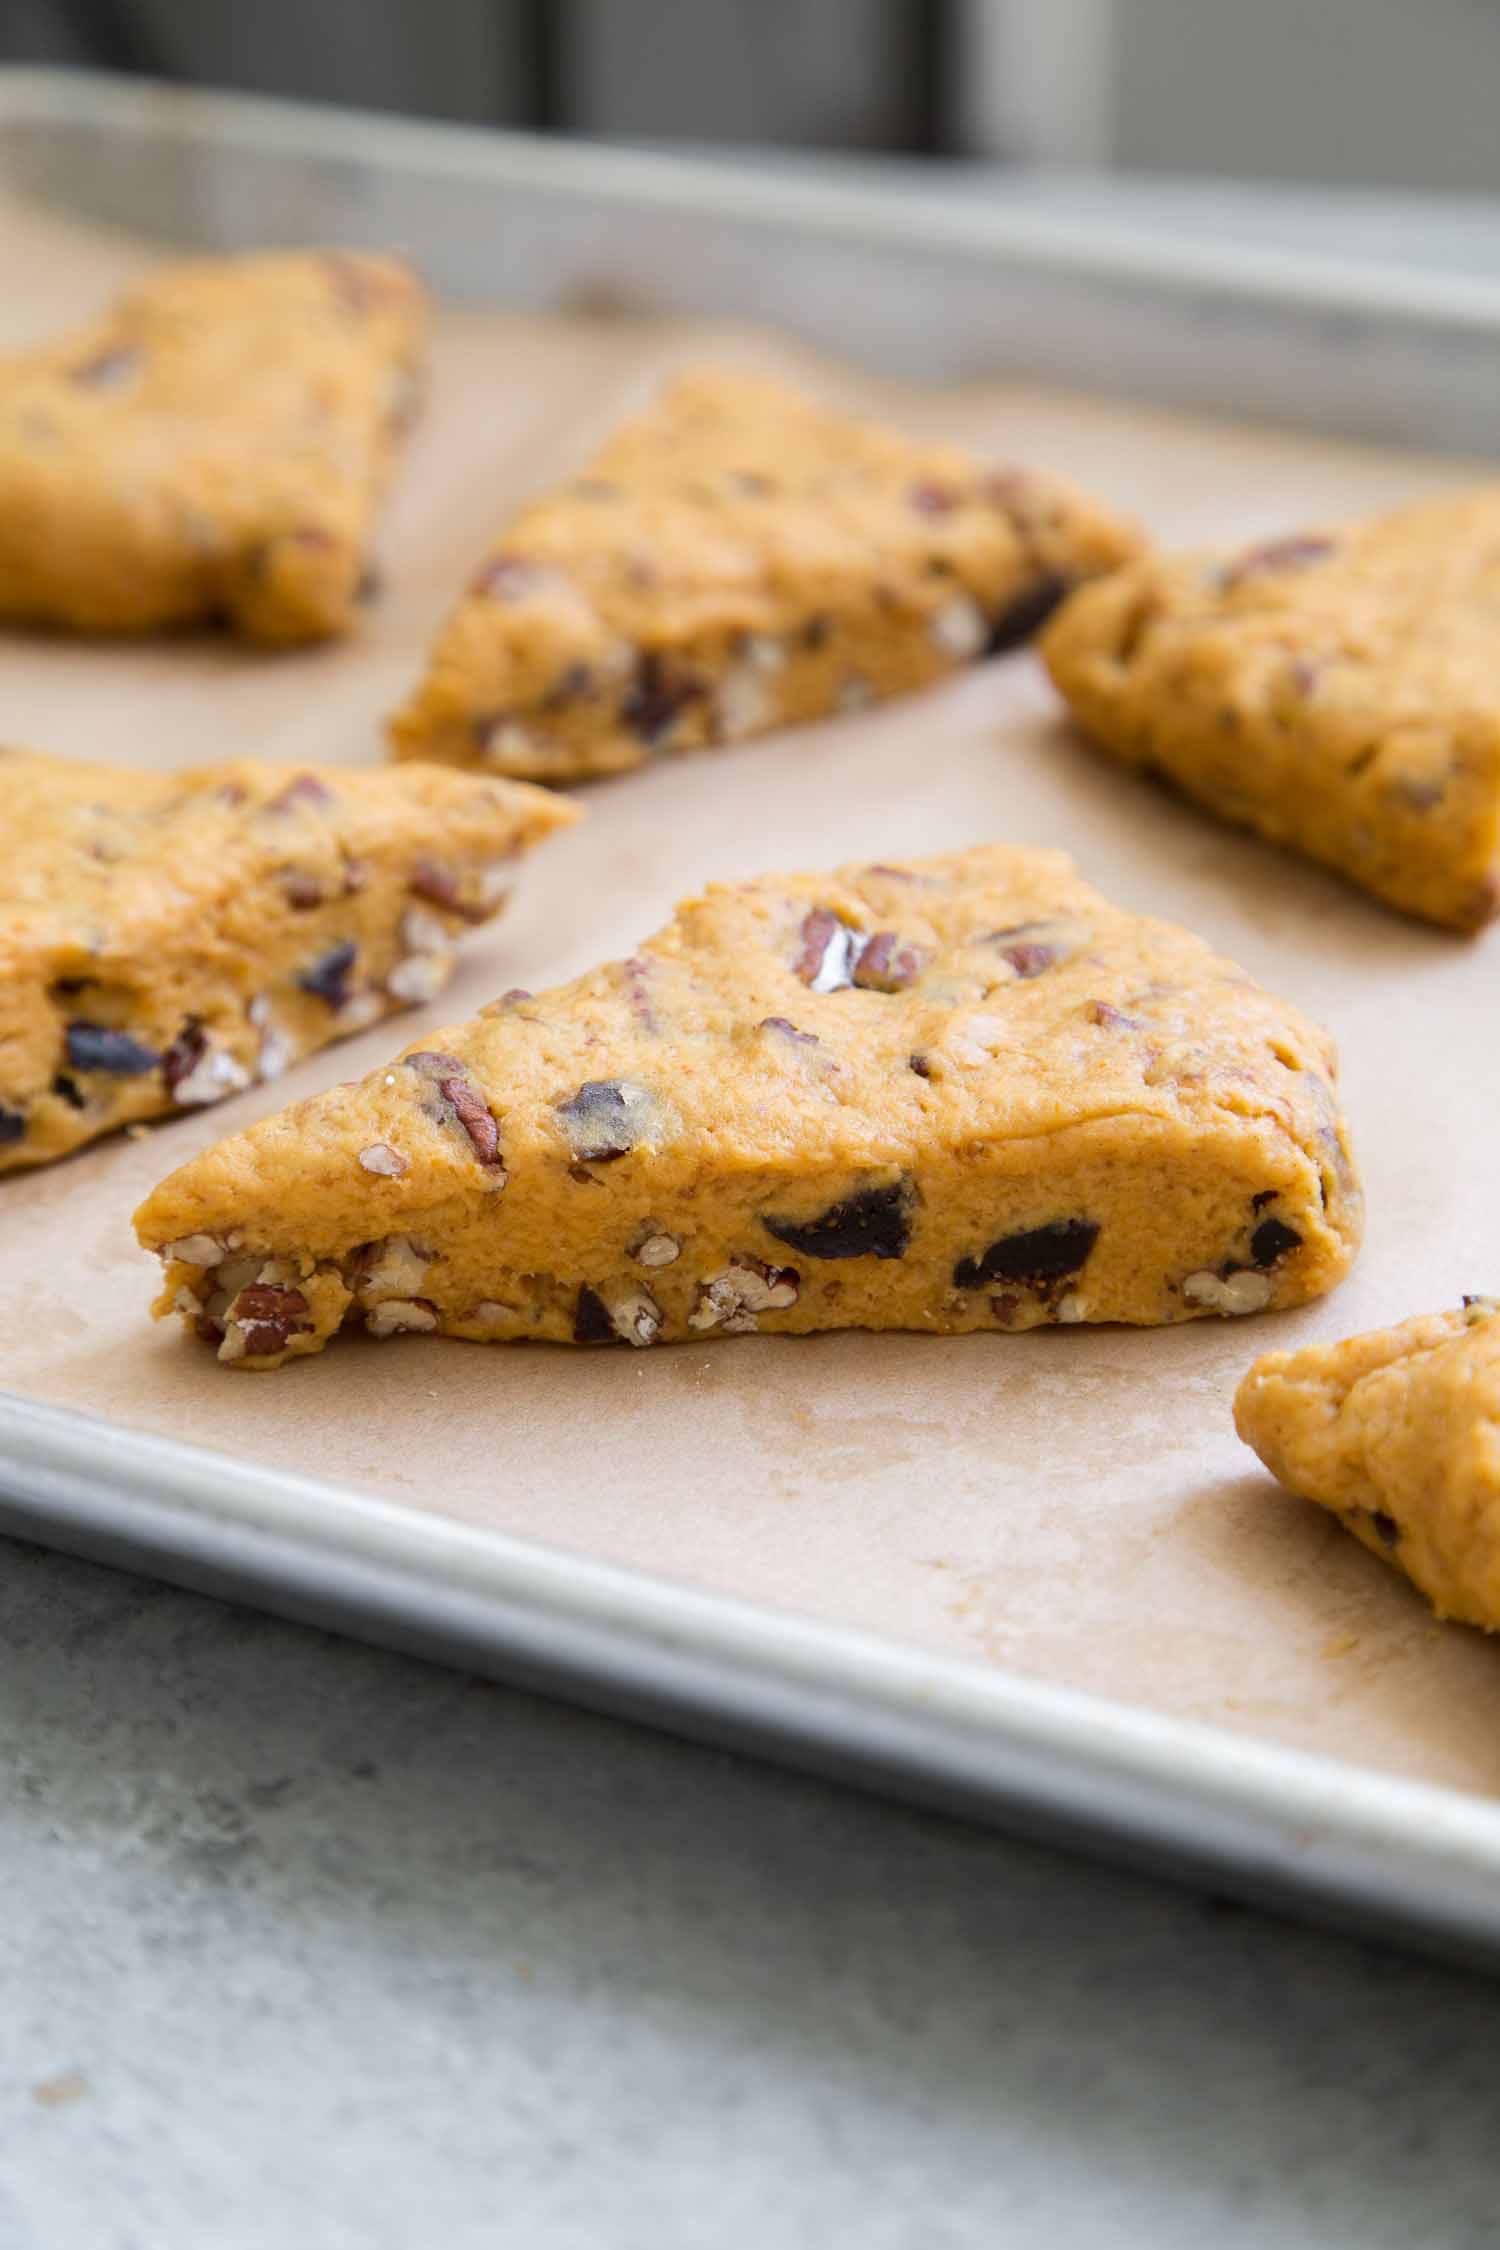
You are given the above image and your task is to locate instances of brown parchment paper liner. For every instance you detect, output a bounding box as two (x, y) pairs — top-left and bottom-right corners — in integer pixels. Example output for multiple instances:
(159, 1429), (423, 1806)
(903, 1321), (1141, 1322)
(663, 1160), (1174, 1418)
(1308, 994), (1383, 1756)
(4, 192), (1498, 1796)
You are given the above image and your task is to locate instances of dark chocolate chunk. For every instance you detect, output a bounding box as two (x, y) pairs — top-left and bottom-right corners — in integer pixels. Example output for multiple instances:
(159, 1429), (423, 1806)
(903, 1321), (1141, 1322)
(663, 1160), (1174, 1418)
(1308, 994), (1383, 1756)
(555, 1079), (654, 1164)
(1369, 1510), (1401, 1548)
(52, 1073), (86, 1111)
(297, 941), (358, 1009)
(622, 654), (704, 747)
(573, 1286), (618, 1344)
(763, 1180), (912, 1261)
(954, 1217), (1099, 1292)
(161, 1020), (208, 1096)
(64, 1022), (160, 1076)
(0, 1105), (25, 1145)
(1250, 1217), (1302, 1268)
(986, 572), (1071, 654)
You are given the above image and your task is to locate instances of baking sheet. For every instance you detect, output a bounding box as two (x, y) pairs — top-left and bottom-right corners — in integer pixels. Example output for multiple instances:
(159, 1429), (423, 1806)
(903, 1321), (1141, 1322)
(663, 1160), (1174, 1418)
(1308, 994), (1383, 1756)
(4, 185), (1500, 1810)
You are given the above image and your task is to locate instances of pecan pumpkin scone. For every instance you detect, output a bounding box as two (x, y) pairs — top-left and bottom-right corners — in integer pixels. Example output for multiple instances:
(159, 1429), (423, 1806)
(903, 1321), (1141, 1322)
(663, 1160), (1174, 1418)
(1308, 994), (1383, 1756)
(1236, 1297), (1500, 1631)
(135, 846), (1360, 1369)
(1042, 491), (1500, 931)
(0, 750), (575, 1172)
(389, 369), (1141, 782)
(0, 250), (425, 642)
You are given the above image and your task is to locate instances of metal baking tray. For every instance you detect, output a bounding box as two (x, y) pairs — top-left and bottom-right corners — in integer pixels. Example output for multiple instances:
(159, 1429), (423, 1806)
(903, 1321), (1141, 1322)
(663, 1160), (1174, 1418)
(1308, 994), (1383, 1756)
(5, 66), (1500, 1959)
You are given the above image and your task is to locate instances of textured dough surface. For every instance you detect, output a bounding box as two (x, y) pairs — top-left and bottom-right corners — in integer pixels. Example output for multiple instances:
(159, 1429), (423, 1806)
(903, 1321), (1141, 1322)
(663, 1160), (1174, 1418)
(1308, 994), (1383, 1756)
(1236, 1298), (1500, 1631)
(1042, 491), (1500, 931)
(135, 844), (1362, 1370)
(0, 748), (575, 1171)
(0, 249), (425, 642)
(389, 368), (1142, 782)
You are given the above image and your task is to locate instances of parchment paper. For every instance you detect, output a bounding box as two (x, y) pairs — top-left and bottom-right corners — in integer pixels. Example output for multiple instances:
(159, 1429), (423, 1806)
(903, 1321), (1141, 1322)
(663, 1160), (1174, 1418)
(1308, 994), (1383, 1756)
(4, 192), (1498, 1797)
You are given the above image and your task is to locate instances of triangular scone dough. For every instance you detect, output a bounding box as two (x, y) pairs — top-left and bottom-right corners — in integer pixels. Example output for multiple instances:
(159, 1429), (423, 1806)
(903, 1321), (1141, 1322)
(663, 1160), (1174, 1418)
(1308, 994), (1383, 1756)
(1, 750), (575, 1171)
(136, 845), (1360, 1369)
(0, 251), (425, 642)
(1043, 492), (1500, 931)
(388, 369), (1142, 782)
(1236, 1297), (1500, 1632)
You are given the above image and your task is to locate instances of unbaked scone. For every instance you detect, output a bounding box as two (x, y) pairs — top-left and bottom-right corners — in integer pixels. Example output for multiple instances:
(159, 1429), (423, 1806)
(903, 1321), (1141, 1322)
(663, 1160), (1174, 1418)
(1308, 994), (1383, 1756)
(1236, 1297), (1500, 1630)
(135, 845), (1361, 1368)
(0, 250), (425, 642)
(1, 749), (575, 1171)
(389, 369), (1141, 782)
(1042, 491), (1500, 931)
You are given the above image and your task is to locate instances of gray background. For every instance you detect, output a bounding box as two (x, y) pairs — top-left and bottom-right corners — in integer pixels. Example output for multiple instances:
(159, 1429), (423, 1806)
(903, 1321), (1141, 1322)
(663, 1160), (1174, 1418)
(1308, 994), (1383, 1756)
(8, 0), (1500, 189)
(3, 1535), (1499, 2250)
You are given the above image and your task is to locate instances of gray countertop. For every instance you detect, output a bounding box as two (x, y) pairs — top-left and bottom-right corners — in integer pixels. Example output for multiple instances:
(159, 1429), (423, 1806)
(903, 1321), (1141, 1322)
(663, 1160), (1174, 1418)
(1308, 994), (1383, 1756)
(2, 1535), (1497, 2249)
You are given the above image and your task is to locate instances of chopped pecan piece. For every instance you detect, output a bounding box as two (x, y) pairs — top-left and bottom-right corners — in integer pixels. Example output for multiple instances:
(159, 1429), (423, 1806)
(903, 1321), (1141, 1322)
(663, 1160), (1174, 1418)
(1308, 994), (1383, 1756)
(689, 1260), (800, 1335)
(406, 1051), (505, 1169)
(358, 1142), (409, 1178)
(988, 920), (1086, 979)
(930, 594), (988, 660)
(794, 908), (863, 992)
(277, 867), (325, 909)
(366, 1298), (438, 1337)
(1182, 1268), (1272, 1315)
(1222, 535), (1335, 588)
(633, 1228), (682, 1268)
(851, 933), (926, 993)
(221, 1281), (312, 1361)
(265, 773), (335, 815)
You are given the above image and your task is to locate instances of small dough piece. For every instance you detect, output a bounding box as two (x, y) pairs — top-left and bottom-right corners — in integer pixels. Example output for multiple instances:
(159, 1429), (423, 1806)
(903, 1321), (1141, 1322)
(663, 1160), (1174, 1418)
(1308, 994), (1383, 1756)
(0, 250), (425, 642)
(1236, 1298), (1500, 1631)
(135, 844), (1361, 1370)
(389, 368), (1142, 782)
(1042, 492), (1500, 931)
(0, 749), (575, 1171)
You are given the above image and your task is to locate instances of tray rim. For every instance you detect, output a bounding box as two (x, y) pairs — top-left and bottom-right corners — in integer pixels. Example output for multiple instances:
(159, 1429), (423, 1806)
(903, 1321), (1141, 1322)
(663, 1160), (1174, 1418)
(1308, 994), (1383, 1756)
(4, 62), (1500, 332)
(3, 63), (1499, 1956)
(7, 1386), (1500, 1957)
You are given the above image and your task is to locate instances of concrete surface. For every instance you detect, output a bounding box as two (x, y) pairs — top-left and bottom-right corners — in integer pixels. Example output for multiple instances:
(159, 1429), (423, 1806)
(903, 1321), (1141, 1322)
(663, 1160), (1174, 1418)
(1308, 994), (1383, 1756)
(2, 1535), (1499, 2248)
